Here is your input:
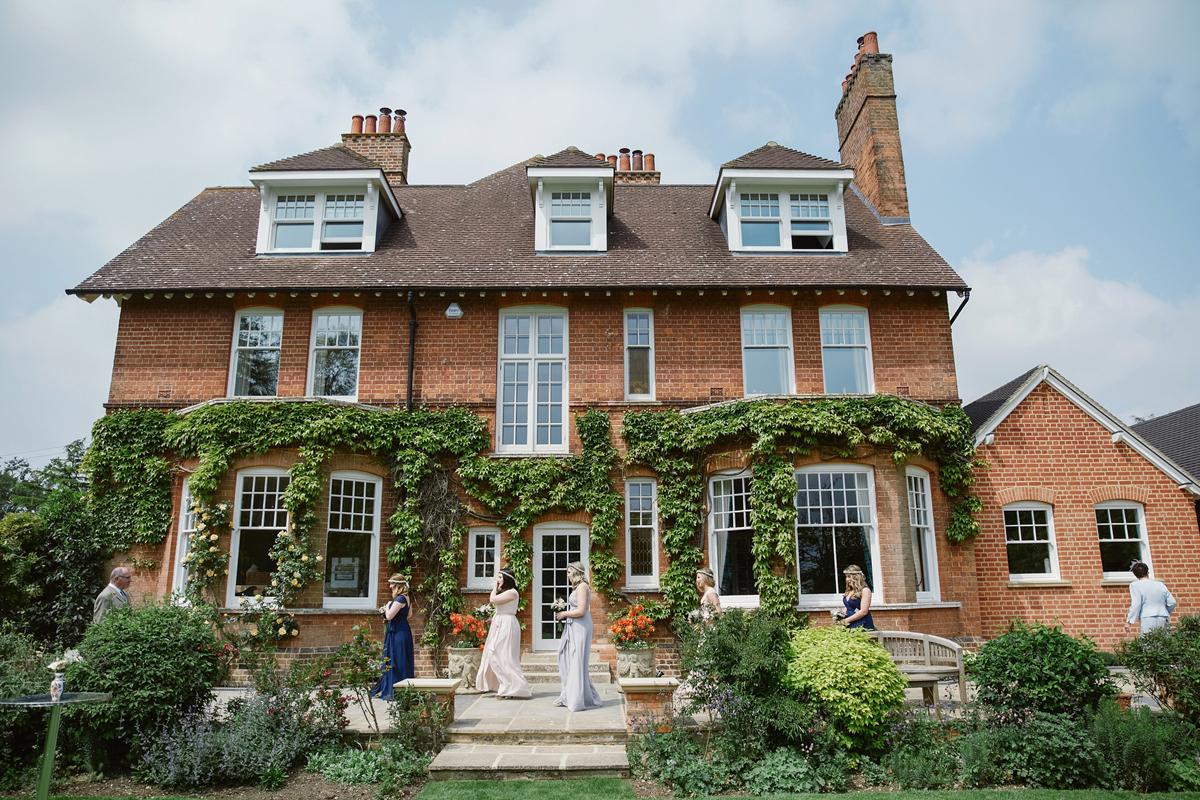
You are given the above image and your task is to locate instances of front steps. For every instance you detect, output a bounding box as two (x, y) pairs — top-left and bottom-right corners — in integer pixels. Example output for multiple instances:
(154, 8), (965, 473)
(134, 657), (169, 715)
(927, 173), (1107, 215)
(520, 650), (612, 684)
(428, 743), (629, 780)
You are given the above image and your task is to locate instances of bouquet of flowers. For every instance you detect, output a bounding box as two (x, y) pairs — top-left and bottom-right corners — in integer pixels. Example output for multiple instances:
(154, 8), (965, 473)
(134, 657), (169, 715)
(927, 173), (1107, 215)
(550, 596), (569, 613)
(474, 603), (496, 621)
(449, 612), (489, 648)
(609, 604), (656, 649)
(47, 649), (82, 673)
(829, 607), (847, 622)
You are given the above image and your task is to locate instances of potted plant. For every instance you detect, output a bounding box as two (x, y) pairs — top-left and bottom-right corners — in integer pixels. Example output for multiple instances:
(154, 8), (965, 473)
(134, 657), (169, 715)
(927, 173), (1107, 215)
(447, 612), (489, 687)
(611, 604), (658, 679)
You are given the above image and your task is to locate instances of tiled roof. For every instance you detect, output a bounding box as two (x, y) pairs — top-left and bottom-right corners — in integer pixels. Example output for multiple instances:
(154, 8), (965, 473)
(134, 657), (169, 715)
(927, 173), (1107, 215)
(962, 366), (1042, 433)
(722, 143), (846, 171)
(250, 144), (384, 172)
(69, 160), (967, 294)
(529, 147), (613, 169)
(1131, 402), (1200, 482)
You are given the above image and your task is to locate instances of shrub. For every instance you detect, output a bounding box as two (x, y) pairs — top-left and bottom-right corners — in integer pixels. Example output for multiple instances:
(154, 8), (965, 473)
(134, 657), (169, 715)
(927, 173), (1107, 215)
(626, 721), (732, 798)
(0, 623), (53, 788)
(884, 748), (958, 789)
(959, 711), (1099, 789)
(307, 741), (431, 792)
(1119, 614), (1200, 724)
(744, 747), (824, 795)
(1093, 699), (1197, 792)
(66, 602), (221, 758)
(881, 708), (962, 788)
(785, 625), (907, 749)
(971, 620), (1113, 715)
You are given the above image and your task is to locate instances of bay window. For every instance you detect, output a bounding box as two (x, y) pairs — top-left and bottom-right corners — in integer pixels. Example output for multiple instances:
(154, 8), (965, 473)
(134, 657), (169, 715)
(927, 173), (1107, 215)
(906, 467), (940, 601)
(709, 473), (756, 603)
(323, 472), (381, 608)
(227, 469), (290, 605)
(794, 466), (878, 600)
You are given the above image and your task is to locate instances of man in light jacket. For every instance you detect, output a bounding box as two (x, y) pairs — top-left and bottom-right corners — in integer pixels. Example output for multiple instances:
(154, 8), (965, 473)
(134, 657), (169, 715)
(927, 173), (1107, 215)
(93, 567), (132, 624)
(1124, 561), (1177, 635)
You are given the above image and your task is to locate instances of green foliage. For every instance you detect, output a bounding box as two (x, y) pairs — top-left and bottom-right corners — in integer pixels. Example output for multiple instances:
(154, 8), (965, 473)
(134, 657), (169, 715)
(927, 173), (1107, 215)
(1119, 613), (1200, 724)
(67, 602), (221, 755)
(179, 497), (232, 605)
(971, 620), (1114, 715)
(785, 625), (907, 748)
(959, 711), (1100, 789)
(307, 740), (432, 791)
(883, 747), (958, 789)
(744, 747), (826, 795)
(0, 512), (41, 612)
(626, 722), (733, 797)
(1093, 700), (1197, 792)
(0, 623), (54, 788)
(623, 396), (983, 615)
(85, 412), (174, 549)
(882, 707), (964, 788)
(337, 623), (386, 737)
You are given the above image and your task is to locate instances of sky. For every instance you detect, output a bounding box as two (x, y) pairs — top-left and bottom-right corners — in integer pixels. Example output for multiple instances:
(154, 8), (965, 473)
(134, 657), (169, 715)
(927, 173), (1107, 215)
(1, 0), (1198, 464)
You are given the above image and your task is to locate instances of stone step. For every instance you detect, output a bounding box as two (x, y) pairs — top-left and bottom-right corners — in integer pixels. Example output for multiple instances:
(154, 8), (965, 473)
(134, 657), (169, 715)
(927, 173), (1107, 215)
(446, 728), (630, 745)
(428, 743), (630, 781)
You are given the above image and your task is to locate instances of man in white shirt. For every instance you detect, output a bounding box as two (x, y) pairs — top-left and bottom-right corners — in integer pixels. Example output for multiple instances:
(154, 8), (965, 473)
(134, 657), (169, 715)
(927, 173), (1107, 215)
(1124, 561), (1177, 635)
(93, 567), (132, 624)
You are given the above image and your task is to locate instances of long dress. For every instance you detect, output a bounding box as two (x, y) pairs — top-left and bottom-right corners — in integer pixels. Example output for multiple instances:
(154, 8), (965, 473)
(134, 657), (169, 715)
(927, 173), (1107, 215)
(372, 596), (415, 699)
(555, 586), (603, 711)
(476, 595), (531, 698)
(843, 594), (875, 630)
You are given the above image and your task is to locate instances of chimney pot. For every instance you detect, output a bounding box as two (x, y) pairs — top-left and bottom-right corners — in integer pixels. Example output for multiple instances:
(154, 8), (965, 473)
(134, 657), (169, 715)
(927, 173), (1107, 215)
(631, 149), (643, 170)
(618, 148), (631, 171)
(364, 114), (377, 133)
(643, 153), (655, 171)
(378, 108), (392, 133)
(607, 155), (618, 167)
(351, 115), (364, 134)
(394, 109), (406, 133)
(860, 31), (879, 53)
(595, 153), (605, 161)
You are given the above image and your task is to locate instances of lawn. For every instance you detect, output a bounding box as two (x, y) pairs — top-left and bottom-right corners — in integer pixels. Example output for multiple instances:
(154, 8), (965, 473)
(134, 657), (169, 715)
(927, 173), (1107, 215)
(414, 784), (1200, 800)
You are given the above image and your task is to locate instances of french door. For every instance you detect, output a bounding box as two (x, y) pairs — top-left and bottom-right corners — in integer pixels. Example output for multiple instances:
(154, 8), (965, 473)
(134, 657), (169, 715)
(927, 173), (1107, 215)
(532, 522), (589, 651)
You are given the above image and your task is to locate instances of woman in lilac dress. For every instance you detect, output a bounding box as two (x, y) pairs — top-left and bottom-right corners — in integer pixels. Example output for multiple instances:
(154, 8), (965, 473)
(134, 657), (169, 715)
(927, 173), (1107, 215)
(554, 561), (602, 711)
(372, 574), (415, 699)
(476, 569), (531, 699)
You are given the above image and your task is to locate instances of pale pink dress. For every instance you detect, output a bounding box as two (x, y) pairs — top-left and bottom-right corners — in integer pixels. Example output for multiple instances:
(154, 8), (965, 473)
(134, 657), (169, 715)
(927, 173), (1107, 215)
(475, 595), (531, 698)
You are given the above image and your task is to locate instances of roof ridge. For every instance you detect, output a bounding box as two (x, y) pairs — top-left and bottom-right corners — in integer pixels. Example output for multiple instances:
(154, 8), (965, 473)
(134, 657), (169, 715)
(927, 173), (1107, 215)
(251, 143), (384, 173)
(722, 141), (846, 170)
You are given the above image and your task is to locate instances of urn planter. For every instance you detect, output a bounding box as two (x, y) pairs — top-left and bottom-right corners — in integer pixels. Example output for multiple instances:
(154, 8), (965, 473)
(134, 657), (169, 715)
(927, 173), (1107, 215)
(616, 646), (656, 679)
(447, 646), (482, 688)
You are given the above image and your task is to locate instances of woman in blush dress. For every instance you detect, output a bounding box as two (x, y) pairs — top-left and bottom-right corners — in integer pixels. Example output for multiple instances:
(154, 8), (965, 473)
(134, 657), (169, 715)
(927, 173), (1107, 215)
(476, 568), (531, 699)
(372, 574), (415, 699)
(696, 567), (722, 618)
(554, 561), (602, 711)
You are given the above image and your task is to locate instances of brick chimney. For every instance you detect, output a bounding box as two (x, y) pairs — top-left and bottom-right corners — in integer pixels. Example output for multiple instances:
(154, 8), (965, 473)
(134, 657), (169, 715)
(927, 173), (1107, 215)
(342, 107), (412, 184)
(835, 32), (909, 220)
(611, 147), (661, 185)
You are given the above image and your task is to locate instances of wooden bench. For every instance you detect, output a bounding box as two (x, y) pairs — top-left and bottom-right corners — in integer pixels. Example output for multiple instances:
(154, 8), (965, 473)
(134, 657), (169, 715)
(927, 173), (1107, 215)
(872, 630), (967, 708)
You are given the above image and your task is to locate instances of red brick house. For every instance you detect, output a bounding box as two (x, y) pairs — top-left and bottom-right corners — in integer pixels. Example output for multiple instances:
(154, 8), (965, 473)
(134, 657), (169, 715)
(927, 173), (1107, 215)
(964, 365), (1200, 649)
(69, 34), (985, 674)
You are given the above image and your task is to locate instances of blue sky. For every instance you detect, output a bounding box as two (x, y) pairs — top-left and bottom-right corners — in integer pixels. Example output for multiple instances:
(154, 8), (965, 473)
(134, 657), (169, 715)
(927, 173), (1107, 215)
(1, 0), (1197, 463)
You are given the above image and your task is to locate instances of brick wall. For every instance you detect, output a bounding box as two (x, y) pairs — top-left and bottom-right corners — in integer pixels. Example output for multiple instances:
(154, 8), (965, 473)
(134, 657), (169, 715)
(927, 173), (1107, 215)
(835, 52), (909, 219)
(972, 383), (1200, 649)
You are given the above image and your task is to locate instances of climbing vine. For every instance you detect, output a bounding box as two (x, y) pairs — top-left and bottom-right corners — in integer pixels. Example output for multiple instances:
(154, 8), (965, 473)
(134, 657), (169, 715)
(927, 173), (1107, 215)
(623, 396), (983, 616)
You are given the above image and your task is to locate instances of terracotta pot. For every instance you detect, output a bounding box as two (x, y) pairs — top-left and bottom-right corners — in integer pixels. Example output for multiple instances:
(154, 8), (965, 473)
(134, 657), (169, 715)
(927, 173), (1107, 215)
(617, 646), (656, 679)
(447, 646), (482, 687)
(1115, 693), (1133, 711)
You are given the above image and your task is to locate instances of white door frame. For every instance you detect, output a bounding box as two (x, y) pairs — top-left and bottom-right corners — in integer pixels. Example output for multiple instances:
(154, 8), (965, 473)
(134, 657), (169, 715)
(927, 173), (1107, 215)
(531, 521), (590, 652)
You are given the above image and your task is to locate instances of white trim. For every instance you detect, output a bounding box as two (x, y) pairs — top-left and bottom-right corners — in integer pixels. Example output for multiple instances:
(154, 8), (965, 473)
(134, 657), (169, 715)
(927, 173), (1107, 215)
(1094, 500), (1152, 580)
(227, 307), (285, 398)
(728, 186), (849, 253)
(625, 479), (660, 589)
(322, 470), (383, 609)
(707, 468), (759, 608)
(495, 305), (570, 454)
(532, 521), (590, 651)
(253, 185), (393, 255)
(793, 463), (883, 605)
(466, 526), (502, 590)
(905, 466), (941, 602)
(819, 304), (875, 394)
(623, 308), (656, 401)
(171, 479), (196, 597)
(227, 467), (290, 607)
(1001, 500), (1061, 581)
(250, 170), (402, 218)
(710, 167), (855, 218)
(306, 307), (363, 401)
(740, 304), (796, 396)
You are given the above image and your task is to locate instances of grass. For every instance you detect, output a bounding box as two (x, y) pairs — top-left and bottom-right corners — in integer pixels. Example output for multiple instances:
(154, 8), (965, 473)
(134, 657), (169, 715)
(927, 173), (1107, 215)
(415, 787), (1200, 800)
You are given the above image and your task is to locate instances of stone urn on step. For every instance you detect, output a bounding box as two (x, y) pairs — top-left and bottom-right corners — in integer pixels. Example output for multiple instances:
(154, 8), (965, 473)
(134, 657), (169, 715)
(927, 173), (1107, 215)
(447, 646), (482, 687)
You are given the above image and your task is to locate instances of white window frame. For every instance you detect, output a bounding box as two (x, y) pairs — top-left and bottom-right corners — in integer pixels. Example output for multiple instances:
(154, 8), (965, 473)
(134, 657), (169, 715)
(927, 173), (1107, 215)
(261, 187), (375, 254)
(737, 191), (783, 249)
(529, 171), (610, 253)
(226, 467), (291, 607)
(819, 305), (875, 395)
(793, 464), (883, 606)
(306, 307), (363, 400)
(740, 304), (795, 396)
(788, 192), (834, 250)
(707, 469), (759, 608)
(1002, 501), (1060, 581)
(905, 467), (941, 602)
(723, 177), (848, 253)
(322, 471), (382, 610)
(227, 307), (285, 398)
(1095, 500), (1151, 581)
(625, 479), (659, 589)
(171, 479), (198, 599)
(624, 309), (655, 401)
(496, 306), (570, 454)
(466, 526), (502, 590)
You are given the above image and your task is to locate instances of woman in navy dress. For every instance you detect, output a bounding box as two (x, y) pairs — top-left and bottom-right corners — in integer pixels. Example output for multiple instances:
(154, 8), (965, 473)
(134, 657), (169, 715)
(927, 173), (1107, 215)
(373, 573), (415, 699)
(841, 564), (875, 630)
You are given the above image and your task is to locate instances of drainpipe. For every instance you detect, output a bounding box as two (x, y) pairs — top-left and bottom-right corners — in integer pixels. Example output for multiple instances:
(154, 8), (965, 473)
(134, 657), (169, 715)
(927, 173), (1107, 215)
(949, 289), (971, 325)
(406, 291), (418, 411)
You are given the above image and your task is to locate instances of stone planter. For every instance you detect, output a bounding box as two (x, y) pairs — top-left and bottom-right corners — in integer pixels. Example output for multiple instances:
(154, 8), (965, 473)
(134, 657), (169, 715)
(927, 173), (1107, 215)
(616, 646), (656, 679)
(447, 646), (482, 688)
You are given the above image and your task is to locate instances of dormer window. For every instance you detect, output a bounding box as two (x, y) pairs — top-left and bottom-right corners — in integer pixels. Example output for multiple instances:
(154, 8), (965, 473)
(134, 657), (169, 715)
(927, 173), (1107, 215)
(322, 194), (365, 250)
(790, 193), (832, 249)
(550, 192), (592, 247)
(270, 191), (368, 252)
(273, 195), (315, 249)
(526, 150), (613, 254)
(740, 193), (780, 247)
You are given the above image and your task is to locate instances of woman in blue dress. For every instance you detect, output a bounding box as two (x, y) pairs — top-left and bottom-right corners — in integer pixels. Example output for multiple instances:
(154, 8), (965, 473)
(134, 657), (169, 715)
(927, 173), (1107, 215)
(841, 564), (875, 630)
(372, 573), (415, 699)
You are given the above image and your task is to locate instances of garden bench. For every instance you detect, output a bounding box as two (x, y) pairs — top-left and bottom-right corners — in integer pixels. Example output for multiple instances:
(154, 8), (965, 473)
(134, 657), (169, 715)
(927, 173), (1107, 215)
(872, 630), (967, 708)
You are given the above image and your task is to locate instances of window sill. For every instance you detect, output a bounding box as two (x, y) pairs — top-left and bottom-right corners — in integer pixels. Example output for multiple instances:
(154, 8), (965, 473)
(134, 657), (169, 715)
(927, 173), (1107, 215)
(731, 249), (847, 256)
(536, 249), (607, 256)
(462, 587), (493, 594)
(1101, 578), (1137, 586)
(255, 250), (371, 257)
(489, 451), (571, 458)
(622, 585), (661, 593)
(795, 601), (962, 612)
(1005, 579), (1072, 589)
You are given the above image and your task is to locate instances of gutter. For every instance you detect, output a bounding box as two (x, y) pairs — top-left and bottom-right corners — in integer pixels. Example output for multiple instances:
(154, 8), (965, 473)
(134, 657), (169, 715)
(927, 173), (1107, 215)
(949, 289), (971, 325)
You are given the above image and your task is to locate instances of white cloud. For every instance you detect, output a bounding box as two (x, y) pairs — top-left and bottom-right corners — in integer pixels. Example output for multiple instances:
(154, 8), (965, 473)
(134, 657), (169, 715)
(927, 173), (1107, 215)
(0, 296), (120, 456)
(954, 246), (1200, 422)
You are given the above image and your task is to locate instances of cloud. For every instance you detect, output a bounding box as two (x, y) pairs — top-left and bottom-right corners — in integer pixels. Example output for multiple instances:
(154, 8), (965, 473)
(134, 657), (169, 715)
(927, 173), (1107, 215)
(954, 246), (1200, 421)
(0, 296), (120, 456)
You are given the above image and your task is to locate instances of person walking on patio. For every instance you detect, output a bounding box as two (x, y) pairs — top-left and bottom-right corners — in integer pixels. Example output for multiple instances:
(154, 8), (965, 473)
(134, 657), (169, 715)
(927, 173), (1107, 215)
(476, 569), (531, 699)
(696, 567), (722, 618)
(372, 574), (415, 699)
(1125, 560), (1176, 636)
(554, 561), (602, 711)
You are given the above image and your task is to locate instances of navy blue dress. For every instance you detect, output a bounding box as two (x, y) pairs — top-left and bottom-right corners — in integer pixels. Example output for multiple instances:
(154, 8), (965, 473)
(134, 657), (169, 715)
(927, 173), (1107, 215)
(373, 596), (415, 699)
(843, 595), (875, 630)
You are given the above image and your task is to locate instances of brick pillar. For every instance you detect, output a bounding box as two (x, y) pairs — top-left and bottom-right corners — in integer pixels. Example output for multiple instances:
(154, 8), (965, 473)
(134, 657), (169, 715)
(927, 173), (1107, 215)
(875, 461), (917, 603)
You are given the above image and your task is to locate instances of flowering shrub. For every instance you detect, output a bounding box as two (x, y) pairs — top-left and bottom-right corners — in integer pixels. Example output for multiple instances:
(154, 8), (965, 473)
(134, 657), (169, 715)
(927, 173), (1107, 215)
(610, 603), (657, 649)
(235, 610), (301, 650)
(268, 523), (324, 606)
(197, 641), (240, 685)
(448, 612), (488, 648)
(338, 624), (385, 737)
(180, 499), (231, 605)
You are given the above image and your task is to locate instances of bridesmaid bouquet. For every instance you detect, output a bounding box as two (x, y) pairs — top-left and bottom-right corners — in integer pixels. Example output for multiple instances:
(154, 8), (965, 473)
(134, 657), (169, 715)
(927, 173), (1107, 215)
(473, 603), (495, 620)
(829, 607), (847, 622)
(550, 597), (569, 613)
